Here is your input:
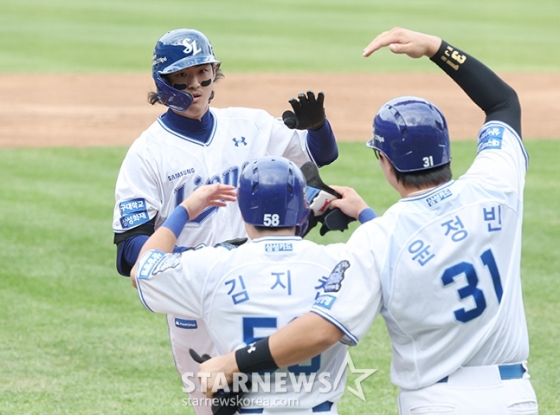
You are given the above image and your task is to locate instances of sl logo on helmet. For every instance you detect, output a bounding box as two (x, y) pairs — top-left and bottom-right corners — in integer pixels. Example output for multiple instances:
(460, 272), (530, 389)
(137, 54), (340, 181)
(182, 38), (202, 56)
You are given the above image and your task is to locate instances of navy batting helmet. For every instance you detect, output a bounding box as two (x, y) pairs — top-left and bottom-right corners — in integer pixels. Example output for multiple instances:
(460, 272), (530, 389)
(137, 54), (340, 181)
(152, 29), (220, 111)
(367, 96), (451, 172)
(238, 156), (310, 236)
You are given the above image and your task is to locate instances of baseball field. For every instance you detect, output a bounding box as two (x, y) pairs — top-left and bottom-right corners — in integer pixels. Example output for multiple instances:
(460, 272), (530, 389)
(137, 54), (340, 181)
(1, 1), (559, 414)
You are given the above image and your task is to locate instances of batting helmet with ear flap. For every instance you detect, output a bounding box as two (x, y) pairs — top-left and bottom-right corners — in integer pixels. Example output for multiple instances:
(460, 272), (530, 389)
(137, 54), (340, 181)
(152, 28), (221, 111)
(367, 96), (451, 172)
(238, 156), (310, 236)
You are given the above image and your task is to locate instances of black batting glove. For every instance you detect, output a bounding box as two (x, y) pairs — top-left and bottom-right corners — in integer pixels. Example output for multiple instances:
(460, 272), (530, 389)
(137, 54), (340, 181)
(282, 91), (326, 130)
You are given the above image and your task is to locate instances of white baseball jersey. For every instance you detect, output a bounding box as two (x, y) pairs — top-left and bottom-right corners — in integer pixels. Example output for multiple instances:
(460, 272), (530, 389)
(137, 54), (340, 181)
(135, 236), (348, 412)
(112, 106), (317, 414)
(112, 107), (314, 247)
(312, 121), (529, 390)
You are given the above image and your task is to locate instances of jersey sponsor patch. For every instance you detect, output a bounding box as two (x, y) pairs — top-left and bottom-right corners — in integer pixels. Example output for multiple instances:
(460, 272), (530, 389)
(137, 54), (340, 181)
(167, 168), (196, 182)
(324, 260), (350, 292)
(314, 294), (337, 310)
(264, 242), (293, 252)
(174, 318), (198, 329)
(478, 126), (504, 152)
(426, 188), (452, 207)
(119, 198), (150, 229)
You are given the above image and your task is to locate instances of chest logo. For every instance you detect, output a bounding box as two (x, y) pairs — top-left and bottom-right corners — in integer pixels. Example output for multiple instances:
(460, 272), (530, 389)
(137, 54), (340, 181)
(232, 137), (247, 147)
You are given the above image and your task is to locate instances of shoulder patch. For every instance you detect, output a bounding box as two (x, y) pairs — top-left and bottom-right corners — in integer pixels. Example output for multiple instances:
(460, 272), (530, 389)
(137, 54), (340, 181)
(478, 126), (504, 152)
(119, 198), (150, 229)
(324, 260), (350, 292)
(314, 294), (337, 310)
(137, 250), (181, 279)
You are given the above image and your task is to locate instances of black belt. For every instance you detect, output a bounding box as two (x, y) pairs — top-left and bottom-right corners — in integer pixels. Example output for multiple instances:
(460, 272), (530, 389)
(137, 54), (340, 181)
(437, 363), (526, 383)
(238, 401), (333, 414)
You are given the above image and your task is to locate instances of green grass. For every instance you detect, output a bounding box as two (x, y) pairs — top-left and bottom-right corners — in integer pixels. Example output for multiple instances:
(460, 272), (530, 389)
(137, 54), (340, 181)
(1, 1), (559, 413)
(1, 141), (558, 414)
(1, 0), (560, 73)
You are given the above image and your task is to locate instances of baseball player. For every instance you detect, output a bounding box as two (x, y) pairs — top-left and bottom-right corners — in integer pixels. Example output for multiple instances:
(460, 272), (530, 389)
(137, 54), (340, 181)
(130, 156), (376, 414)
(197, 28), (538, 415)
(112, 28), (339, 414)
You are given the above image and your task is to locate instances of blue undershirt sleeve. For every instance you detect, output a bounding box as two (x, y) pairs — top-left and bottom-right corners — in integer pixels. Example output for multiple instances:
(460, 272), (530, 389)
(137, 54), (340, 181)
(306, 120), (338, 167)
(116, 234), (149, 277)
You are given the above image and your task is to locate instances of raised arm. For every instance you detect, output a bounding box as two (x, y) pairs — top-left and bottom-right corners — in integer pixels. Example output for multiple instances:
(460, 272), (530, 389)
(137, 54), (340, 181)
(130, 184), (236, 285)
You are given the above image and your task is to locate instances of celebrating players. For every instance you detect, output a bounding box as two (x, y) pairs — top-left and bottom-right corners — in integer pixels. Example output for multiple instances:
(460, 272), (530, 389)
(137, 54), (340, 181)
(111, 28), (339, 414)
(130, 156), (376, 414)
(197, 27), (539, 415)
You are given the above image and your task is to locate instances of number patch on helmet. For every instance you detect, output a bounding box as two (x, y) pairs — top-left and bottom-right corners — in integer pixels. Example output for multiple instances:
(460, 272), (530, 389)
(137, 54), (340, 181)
(263, 214), (280, 226)
(422, 156), (434, 167)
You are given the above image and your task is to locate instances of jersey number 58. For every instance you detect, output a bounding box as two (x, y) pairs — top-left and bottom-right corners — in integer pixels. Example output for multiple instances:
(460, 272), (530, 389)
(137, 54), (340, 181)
(243, 317), (320, 375)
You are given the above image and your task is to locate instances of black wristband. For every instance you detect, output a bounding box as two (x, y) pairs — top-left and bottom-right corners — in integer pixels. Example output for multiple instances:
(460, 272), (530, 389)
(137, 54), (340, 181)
(235, 338), (279, 374)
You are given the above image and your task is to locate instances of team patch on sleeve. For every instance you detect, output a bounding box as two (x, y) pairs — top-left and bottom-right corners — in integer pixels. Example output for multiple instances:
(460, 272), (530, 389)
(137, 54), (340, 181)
(478, 126), (504, 152)
(314, 294), (337, 310)
(119, 198), (150, 229)
(137, 250), (182, 280)
(324, 260), (350, 292)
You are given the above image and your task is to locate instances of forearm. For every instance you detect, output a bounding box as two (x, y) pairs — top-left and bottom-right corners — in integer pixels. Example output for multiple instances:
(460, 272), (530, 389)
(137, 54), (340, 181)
(137, 227), (177, 258)
(130, 206), (188, 282)
(430, 40), (521, 135)
(234, 312), (342, 376)
(306, 120), (338, 167)
(269, 312), (343, 367)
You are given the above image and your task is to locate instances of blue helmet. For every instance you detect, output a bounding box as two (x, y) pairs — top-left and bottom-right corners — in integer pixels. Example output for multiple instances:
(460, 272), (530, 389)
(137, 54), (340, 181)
(152, 29), (220, 111)
(367, 96), (451, 172)
(238, 156), (310, 236)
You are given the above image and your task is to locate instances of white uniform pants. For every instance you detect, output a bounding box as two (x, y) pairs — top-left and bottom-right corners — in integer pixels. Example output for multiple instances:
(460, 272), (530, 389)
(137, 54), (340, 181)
(398, 365), (538, 415)
(167, 314), (217, 415)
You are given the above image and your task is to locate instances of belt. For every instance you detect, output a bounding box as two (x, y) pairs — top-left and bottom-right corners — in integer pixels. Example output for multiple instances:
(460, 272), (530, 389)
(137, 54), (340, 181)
(437, 363), (526, 383)
(238, 401), (333, 414)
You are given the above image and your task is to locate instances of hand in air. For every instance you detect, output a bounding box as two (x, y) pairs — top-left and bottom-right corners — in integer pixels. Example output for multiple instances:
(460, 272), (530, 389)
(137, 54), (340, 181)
(182, 184), (237, 221)
(363, 27), (442, 59)
(282, 91), (326, 130)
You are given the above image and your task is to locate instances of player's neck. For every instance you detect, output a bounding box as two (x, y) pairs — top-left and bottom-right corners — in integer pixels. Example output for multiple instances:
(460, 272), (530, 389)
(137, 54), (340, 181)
(245, 224), (297, 240)
(406, 187), (435, 197)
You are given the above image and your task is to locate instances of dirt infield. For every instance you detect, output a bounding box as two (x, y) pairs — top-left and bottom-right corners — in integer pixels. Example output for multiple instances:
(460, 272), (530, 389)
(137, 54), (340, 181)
(0, 73), (558, 148)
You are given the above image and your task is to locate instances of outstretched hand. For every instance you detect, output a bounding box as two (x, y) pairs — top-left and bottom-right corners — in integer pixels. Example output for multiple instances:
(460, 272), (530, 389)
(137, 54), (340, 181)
(181, 184), (237, 221)
(282, 91), (326, 130)
(362, 27), (442, 59)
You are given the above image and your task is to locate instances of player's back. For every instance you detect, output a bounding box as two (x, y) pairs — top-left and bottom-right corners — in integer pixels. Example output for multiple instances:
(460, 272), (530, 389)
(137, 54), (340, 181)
(202, 236), (348, 412)
(359, 121), (529, 389)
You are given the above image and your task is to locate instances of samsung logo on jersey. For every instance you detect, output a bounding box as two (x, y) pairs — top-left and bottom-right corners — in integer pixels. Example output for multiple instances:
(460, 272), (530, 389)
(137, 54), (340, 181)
(265, 243), (293, 252)
(175, 318), (198, 329)
(168, 168), (196, 181)
(478, 126), (504, 152)
(314, 294), (337, 310)
(426, 188), (452, 207)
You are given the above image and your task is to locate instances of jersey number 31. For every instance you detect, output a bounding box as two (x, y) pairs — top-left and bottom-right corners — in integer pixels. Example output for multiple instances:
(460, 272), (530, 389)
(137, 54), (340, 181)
(441, 248), (503, 323)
